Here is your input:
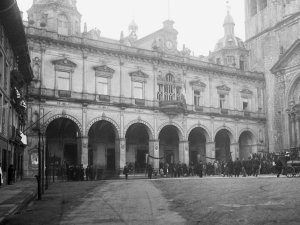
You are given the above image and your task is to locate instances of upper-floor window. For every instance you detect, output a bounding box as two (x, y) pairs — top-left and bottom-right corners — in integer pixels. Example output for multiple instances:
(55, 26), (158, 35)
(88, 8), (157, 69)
(219, 94), (226, 109)
(258, 0), (267, 11)
(97, 77), (108, 95)
(194, 91), (201, 106)
(159, 74), (181, 101)
(216, 58), (221, 65)
(58, 15), (68, 36)
(242, 98), (249, 111)
(250, 0), (257, 17)
(134, 82), (143, 99)
(227, 56), (235, 65)
(57, 71), (70, 91)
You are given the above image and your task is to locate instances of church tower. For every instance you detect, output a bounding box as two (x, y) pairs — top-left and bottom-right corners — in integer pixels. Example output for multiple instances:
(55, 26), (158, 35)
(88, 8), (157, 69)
(27, 0), (82, 36)
(245, 0), (300, 152)
(209, 5), (248, 70)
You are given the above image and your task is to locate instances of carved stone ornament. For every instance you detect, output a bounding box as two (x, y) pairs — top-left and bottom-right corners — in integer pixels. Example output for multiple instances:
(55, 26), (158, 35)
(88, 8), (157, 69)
(121, 144), (125, 149)
(82, 143), (88, 148)
(62, 109), (66, 115)
(138, 116), (141, 121)
(130, 70), (149, 82)
(216, 85), (231, 92)
(102, 112), (106, 119)
(94, 65), (115, 78)
(53, 58), (76, 71)
(189, 80), (206, 91)
(240, 89), (253, 96)
(155, 143), (158, 150)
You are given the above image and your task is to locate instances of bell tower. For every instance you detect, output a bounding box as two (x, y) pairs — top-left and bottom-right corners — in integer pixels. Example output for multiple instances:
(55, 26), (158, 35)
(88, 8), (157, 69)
(27, 0), (82, 36)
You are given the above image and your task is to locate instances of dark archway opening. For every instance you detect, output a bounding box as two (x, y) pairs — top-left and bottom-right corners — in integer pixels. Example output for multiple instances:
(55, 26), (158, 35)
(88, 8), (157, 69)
(188, 128), (206, 164)
(159, 126), (180, 164)
(215, 129), (231, 163)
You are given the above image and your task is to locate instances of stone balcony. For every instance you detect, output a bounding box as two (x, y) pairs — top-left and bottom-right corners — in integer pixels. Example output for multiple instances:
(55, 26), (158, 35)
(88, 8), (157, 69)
(28, 87), (266, 121)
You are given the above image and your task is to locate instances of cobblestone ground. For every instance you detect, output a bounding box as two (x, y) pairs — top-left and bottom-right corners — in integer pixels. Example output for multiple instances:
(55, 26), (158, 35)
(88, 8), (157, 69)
(58, 176), (300, 225)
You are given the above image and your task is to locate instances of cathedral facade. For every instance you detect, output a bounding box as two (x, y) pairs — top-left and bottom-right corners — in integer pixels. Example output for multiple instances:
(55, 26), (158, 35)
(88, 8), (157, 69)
(245, 0), (300, 152)
(24, 0), (266, 176)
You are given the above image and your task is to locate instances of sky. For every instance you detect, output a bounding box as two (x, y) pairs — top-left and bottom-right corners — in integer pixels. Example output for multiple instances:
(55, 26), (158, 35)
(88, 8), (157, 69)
(16, 0), (245, 57)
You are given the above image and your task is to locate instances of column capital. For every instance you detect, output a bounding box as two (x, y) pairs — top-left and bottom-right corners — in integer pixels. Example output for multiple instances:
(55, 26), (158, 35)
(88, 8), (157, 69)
(205, 142), (215, 145)
(230, 142), (239, 146)
(149, 139), (159, 142)
(116, 138), (126, 141)
(179, 140), (189, 143)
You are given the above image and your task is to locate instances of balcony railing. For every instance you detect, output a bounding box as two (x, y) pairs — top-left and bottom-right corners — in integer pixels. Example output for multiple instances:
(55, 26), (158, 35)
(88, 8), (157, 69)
(58, 90), (71, 98)
(29, 87), (267, 121)
(99, 94), (110, 102)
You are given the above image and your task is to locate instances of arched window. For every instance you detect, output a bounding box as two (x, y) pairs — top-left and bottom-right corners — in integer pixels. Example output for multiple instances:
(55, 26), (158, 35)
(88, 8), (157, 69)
(58, 15), (68, 35)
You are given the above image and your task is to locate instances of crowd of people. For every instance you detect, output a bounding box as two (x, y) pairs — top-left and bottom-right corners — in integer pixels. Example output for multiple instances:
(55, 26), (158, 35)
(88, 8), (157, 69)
(138, 153), (283, 179)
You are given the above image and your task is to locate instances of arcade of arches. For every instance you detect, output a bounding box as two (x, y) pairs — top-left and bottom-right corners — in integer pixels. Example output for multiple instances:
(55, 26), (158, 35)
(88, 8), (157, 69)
(45, 118), (260, 171)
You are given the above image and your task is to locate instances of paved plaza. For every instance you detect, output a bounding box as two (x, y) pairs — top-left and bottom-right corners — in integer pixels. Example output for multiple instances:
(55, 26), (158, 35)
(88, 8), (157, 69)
(56, 175), (299, 225)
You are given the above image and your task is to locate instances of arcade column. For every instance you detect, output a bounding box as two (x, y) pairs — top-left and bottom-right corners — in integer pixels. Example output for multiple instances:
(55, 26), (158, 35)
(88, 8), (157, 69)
(116, 138), (126, 173)
(230, 143), (239, 160)
(179, 141), (189, 165)
(149, 139), (159, 169)
(205, 142), (215, 163)
(81, 136), (88, 167)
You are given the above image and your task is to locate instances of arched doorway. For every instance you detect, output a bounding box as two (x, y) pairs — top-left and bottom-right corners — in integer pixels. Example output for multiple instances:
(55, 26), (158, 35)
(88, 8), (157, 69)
(239, 131), (256, 160)
(158, 125), (182, 164)
(215, 129), (233, 162)
(45, 118), (81, 166)
(188, 127), (207, 164)
(87, 120), (118, 170)
(125, 123), (151, 172)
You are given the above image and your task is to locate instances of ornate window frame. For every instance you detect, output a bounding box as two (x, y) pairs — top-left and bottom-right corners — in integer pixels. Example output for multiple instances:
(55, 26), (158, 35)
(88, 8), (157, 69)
(93, 65), (114, 97)
(129, 70), (148, 100)
(53, 58), (76, 92)
(189, 80), (206, 106)
(240, 89), (253, 111)
(157, 72), (184, 101)
(216, 85), (231, 109)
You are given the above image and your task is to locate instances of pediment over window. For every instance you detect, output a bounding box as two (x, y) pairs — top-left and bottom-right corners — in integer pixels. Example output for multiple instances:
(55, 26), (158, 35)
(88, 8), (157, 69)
(52, 58), (76, 72)
(130, 70), (149, 82)
(216, 85), (231, 92)
(93, 65), (115, 78)
(189, 80), (206, 90)
(240, 89), (253, 95)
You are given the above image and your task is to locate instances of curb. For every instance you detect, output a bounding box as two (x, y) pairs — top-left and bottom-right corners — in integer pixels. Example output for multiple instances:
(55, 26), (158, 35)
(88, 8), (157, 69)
(0, 188), (37, 224)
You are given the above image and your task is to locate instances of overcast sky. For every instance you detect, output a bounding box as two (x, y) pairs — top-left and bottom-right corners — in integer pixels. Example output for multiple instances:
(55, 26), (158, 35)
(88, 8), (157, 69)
(17, 0), (245, 56)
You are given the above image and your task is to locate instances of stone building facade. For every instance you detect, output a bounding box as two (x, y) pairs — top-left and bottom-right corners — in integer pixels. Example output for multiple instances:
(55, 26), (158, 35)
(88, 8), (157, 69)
(0, 0), (33, 185)
(24, 0), (266, 176)
(245, 0), (300, 151)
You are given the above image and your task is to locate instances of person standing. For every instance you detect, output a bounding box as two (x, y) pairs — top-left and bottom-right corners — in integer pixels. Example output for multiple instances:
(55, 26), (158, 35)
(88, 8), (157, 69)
(0, 163), (3, 187)
(123, 163), (129, 180)
(234, 158), (242, 177)
(227, 159), (233, 177)
(148, 164), (153, 179)
(198, 161), (203, 178)
(246, 157), (252, 176)
(8, 165), (14, 185)
(275, 157), (283, 178)
(242, 158), (246, 177)
(252, 157), (260, 177)
(85, 166), (90, 181)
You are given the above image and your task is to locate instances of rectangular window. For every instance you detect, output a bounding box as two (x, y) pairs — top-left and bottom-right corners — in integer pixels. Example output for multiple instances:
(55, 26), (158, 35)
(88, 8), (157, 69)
(250, 0), (257, 17)
(157, 84), (163, 101)
(57, 71), (70, 91)
(227, 56), (235, 64)
(97, 77), (108, 95)
(219, 94), (226, 109)
(194, 91), (201, 106)
(242, 98), (250, 111)
(216, 58), (221, 65)
(134, 82), (143, 99)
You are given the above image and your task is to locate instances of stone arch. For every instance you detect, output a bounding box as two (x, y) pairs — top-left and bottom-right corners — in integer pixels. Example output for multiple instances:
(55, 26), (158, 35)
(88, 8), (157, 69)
(86, 117), (120, 138)
(157, 122), (184, 140)
(238, 128), (257, 144)
(214, 126), (236, 143)
(124, 120), (154, 140)
(285, 72), (300, 108)
(187, 124), (212, 141)
(44, 114), (82, 136)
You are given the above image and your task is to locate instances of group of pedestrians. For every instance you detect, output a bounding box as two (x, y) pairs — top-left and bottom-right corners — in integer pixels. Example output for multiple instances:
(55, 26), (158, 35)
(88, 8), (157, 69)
(65, 163), (100, 181)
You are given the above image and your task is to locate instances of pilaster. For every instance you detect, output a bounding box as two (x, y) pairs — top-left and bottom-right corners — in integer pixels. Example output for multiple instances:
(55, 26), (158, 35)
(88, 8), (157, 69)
(230, 143), (239, 160)
(205, 142), (215, 163)
(149, 139), (159, 169)
(179, 141), (189, 165)
(81, 136), (88, 167)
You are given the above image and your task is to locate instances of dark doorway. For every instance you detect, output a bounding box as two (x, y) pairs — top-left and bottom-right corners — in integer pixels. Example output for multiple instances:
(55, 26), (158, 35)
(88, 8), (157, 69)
(88, 147), (93, 166)
(191, 151), (198, 165)
(215, 129), (231, 162)
(136, 149), (147, 168)
(165, 150), (173, 164)
(107, 149), (115, 170)
(64, 144), (77, 165)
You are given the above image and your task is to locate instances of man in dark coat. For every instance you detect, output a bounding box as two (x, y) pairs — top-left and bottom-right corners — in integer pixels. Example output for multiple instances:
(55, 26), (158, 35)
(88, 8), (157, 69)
(246, 157), (252, 176)
(275, 157), (283, 178)
(86, 166), (90, 181)
(234, 158), (242, 177)
(123, 163), (130, 180)
(80, 164), (84, 181)
(227, 159), (234, 177)
(148, 164), (153, 179)
(198, 161), (203, 178)
(252, 157), (260, 177)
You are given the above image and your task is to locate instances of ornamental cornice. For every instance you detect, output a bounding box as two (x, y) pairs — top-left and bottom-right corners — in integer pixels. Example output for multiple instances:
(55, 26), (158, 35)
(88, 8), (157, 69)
(189, 80), (206, 91)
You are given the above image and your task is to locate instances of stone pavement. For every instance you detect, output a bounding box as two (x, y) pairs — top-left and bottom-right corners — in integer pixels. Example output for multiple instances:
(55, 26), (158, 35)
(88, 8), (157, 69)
(59, 179), (186, 225)
(0, 178), (37, 223)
